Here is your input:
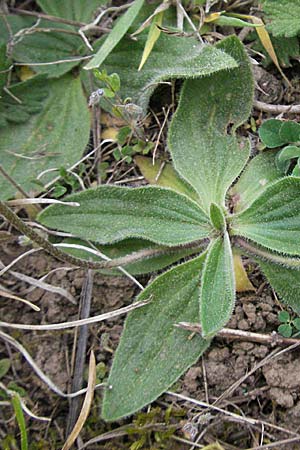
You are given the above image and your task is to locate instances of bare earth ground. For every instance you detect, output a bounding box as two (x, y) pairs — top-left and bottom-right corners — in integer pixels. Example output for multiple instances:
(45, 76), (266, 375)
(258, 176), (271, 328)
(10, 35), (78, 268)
(1, 239), (300, 449)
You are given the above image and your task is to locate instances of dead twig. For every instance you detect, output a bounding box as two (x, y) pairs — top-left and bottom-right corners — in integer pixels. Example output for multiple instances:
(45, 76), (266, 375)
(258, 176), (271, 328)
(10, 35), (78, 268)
(254, 99), (300, 114)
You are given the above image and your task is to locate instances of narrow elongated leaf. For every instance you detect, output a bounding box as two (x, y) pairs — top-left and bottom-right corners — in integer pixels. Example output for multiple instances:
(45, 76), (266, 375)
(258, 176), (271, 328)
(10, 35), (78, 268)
(84, 0), (145, 70)
(38, 186), (212, 246)
(92, 33), (238, 111)
(230, 150), (282, 212)
(0, 75), (90, 200)
(168, 35), (252, 212)
(258, 260), (300, 314)
(233, 253), (255, 292)
(37, 0), (106, 22)
(135, 156), (199, 202)
(61, 238), (202, 275)
(263, 0), (300, 37)
(232, 177), (300, 255)
(138, 11), (163, 70)
(102, 254), (210, 421)
(200, 233), (235, 337)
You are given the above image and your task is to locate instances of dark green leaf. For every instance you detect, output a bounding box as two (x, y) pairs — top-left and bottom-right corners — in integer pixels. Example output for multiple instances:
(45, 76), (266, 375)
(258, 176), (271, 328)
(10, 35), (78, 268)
(232, 177), (300, 255)
(279, 121), (300, 143)
(293, 318), (300, 330)
(60, 237), (203, 275)
(278, 310), (290, 322)
(258, 260), (300, 315)
(230, 150), (282, 212)
(11, 20), (84, 78)
(0, 75), (48, 128)
(259, 119), (286, 148)
(102, 254), (210, 421)
(278, 323), (293, 337)
(36, 0), (107, 22)
(91, 33), (238, 112)
(38, 186), (212, 246)
(263, 0), (300, 37)
(84, 0), (145, 70)
(0, 74), (90, 200)
(200, 233), (235, 337)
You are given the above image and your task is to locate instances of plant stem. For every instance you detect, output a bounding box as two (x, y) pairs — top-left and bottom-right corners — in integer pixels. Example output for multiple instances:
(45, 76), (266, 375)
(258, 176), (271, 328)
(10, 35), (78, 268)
(176, 322), (300, 346)
(0, 201), (207, 270)
(254, 99), (300, 114)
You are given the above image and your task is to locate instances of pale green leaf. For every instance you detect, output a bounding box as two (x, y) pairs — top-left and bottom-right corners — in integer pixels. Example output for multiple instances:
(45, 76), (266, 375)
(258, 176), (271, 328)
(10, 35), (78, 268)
(138, 11), (163, 71)
(232, 177), (300, 255)
(60, 237), (202, 275)
(0, 359), (11, 379)
(168, 35), (253, 213)
(84, 0), (145, 70)
(0, 75), (90, 200)
(11, 395), (28, 450)
(92, 33), (238, 111)
(263, 0), (300, 37)
(200, 233), (235, 338)
(230, 150), (282, 212)
(277, 145), (300, 173)
(102, 254), (210, 421)
(259, 260), (300, 314)
(259, 119), (286, 148)
(38, 186), (212, 246)
(36, 0), (107, 22)
(135, 156), (199, 202)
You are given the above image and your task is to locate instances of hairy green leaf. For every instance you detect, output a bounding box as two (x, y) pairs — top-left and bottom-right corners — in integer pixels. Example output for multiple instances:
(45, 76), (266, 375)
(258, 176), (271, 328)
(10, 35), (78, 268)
(200, 233), (235, 338)
(0, 75), (48, 128)
(84, 0), (145, 70)
(277, 145), (300, 173)
(93, 33), (238, 111)
(0, 75), (90, 200)
(168, 35), (252, 213)
(259, 119), (286, 148)
(60, 237), (202, 275)
(37, 0), (106, 22)
(259, 260), (300, 314)
(232, 177), (300, 255)
(230, 150), (282, 212)
(210, 203), (226, 232)
(102, 254), (210, 421)
(135, 156), (199, 202)
(38, 186), (211, 246)
(263, 0), (300, 37)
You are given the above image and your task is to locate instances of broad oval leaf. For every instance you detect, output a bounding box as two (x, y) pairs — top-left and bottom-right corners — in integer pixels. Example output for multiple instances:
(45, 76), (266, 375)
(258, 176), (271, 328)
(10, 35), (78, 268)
(0, 75), (90, 200)
(84, 0), (145, 70)
(231, 177), (300, 256)
(102, 254), (210, 421)
(230, 150), (282, 212)
(277, 145), (300, 173)
(280, 121), (300, 143)
(92, 33), (238, 111)
(200, 233), (235, 337)
(259, 119), (286, 148)
(258, 259), (300, 315)
(38, 186), (212, 246)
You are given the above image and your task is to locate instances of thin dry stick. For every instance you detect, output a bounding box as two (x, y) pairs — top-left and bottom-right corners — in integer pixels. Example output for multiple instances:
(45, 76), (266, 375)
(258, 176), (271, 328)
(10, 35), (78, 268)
(176, 322), (300, 346)
(66, 270), (93, 436)
(246, 436), (300, 450)
(253, 99), (300, 114)
(0, 297), (151, 330)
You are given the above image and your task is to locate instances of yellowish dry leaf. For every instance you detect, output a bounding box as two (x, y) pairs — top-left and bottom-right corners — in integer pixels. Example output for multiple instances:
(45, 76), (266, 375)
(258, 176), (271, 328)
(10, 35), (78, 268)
(102, 127), (119, 141)
(204, 12), (223, 23)
(138, 12), (164, 71)
(61, 351), (96, 450)
(19, 66), (36, 81)
(233, 253), (255, 292)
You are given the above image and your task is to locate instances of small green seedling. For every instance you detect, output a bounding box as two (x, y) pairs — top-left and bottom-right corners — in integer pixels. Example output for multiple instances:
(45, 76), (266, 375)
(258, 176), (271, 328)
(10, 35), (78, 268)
(278, 310), (300, 338)
(259, 119), (300, 175)
(39, 36), (300, 421)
